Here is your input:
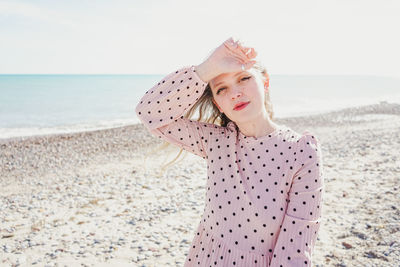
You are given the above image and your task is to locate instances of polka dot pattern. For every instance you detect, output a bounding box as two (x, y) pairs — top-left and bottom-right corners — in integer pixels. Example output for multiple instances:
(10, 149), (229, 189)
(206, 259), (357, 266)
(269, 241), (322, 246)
(135, 66), (324, 266)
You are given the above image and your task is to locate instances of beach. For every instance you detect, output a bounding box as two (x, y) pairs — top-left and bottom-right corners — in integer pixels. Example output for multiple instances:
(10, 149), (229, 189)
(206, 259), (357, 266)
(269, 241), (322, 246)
(1, 101), (399, 267)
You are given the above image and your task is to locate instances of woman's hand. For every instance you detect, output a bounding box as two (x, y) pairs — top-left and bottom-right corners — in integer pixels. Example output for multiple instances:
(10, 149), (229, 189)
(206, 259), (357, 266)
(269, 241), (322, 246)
(195, 37), (258, 83)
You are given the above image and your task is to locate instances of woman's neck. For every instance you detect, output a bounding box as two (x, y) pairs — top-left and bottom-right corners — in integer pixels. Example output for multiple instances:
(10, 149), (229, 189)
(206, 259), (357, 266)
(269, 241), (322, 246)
(236, 116), (278, 138)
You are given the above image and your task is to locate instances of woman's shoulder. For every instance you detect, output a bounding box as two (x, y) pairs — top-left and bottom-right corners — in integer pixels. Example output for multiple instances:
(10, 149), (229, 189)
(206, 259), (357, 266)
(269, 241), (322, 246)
(299, 129), (320, 149)
(276, 125), (321, 157)
(277, 124), (319, 143)
(275, 124), (302, 142)
(277, 126), (322, 171)
(295, 129), (322, 165)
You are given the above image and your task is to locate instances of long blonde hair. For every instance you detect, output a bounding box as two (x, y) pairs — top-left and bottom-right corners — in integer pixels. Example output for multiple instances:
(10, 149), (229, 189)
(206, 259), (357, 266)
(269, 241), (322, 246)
(143, 61), (274, 176)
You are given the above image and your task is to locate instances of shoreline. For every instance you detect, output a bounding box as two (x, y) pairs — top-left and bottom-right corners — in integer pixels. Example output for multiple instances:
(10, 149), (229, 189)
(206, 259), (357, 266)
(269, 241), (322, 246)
(1, 100), (398, 143)
(1, 101), (400, 266)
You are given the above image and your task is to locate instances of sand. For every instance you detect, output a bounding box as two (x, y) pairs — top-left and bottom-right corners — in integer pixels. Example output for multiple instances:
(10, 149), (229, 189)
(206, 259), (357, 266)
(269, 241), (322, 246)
(1, 101), (399, 267)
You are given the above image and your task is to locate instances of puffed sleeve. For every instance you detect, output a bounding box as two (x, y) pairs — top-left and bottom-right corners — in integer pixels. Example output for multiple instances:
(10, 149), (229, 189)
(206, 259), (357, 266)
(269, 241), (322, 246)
(135, 65), (225, 159)
(269, 131), (324, 266)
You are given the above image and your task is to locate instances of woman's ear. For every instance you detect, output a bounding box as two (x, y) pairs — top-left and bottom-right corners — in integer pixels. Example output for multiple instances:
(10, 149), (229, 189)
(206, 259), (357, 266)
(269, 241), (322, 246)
(212, 98), (224, 113)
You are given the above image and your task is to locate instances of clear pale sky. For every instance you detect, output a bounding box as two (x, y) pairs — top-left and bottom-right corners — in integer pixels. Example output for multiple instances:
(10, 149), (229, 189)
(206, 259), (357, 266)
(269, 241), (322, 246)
(1, 0), (399, 77)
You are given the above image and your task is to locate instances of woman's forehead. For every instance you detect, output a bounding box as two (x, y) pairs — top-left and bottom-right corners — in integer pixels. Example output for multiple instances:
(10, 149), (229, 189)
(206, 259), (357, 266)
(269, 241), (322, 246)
(210, 69), (258, 88)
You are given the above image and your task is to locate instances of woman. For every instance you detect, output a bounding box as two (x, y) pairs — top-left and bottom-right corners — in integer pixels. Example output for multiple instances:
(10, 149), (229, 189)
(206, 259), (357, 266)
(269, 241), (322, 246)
(135, 37), (324, 266)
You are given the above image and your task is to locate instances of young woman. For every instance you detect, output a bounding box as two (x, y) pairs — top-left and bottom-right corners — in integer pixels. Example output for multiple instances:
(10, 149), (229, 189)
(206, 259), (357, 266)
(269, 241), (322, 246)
(135, 37), (324, 267)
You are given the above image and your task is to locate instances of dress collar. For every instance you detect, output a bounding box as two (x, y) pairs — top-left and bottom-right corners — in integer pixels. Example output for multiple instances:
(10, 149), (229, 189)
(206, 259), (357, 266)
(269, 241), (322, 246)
(227, 121), (286, 144)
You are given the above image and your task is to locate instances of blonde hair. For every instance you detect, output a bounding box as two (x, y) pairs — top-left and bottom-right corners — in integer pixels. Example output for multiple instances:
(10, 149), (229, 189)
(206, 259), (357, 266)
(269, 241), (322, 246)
(143, 61), (274, 176)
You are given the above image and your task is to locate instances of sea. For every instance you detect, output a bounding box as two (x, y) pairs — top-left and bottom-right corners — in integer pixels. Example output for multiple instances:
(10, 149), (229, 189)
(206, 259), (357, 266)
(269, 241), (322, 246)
(1, 74), (399, 139)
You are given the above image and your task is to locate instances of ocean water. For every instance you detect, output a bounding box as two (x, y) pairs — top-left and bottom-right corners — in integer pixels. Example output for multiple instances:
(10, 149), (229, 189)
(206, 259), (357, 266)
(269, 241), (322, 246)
(1, 74), (399, 139)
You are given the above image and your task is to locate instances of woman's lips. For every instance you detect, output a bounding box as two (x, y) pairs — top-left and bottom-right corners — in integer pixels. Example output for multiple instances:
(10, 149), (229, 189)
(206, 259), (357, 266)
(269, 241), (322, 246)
(234, 102), (250, 111)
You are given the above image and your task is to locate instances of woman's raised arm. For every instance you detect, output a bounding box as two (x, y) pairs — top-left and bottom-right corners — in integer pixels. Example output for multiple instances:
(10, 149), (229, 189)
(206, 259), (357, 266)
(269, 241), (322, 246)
(135, 37), (258, 159)
(135, 65), (221, 159)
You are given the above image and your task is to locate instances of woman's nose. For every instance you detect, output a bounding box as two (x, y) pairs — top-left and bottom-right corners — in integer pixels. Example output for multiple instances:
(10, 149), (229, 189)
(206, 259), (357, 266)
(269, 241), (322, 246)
(232, 91), (242, 100)
(231, 89), (242, 100)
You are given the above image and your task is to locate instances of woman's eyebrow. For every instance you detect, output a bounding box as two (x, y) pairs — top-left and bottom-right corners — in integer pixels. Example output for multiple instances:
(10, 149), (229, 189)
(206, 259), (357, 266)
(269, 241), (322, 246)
(214, 72), (246, 88)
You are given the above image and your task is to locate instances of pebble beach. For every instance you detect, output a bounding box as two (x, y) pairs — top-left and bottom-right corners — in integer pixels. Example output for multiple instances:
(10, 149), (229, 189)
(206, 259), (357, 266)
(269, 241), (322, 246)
(1, 101), (400, 267)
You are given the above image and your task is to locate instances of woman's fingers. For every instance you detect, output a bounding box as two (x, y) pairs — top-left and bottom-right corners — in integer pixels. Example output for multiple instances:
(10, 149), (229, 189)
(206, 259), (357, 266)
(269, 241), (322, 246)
(221, 37), (258, 71)
(227, 41), (257, 60)
(224, 38), (239, 49)
(226, 49), (247, 64)
(224, 37), (256, 55)
(230, 55), (257, 71)
(224, 41), (238, 52)
(244, 60), (257, 70)
(239, 46), (257, 59)
(231, 36), (244, 47)
(246, 47), (257, 59)
(236, 48), (255, 63)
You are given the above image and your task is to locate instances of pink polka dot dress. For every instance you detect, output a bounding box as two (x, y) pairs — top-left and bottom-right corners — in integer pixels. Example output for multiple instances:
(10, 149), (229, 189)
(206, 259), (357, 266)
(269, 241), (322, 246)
(135, 66), (324, 267)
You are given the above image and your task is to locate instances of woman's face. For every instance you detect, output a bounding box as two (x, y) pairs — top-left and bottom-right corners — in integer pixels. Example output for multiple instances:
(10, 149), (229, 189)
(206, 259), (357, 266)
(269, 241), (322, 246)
(209, 68), (268, 124)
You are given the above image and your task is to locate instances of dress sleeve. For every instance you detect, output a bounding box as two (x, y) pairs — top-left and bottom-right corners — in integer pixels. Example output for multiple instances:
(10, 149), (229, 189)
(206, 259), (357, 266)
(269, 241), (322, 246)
(269, 132), (324, 266)
(135, 65), (225, 159)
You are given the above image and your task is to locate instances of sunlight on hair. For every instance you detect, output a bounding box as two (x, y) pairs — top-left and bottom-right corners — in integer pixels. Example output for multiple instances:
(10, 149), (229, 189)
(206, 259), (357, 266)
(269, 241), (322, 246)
(142, 61), (274, 174)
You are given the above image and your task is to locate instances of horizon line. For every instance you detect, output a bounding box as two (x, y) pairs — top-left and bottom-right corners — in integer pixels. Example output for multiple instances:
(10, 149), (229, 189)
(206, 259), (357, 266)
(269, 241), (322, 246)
(0, 73), (398, 79)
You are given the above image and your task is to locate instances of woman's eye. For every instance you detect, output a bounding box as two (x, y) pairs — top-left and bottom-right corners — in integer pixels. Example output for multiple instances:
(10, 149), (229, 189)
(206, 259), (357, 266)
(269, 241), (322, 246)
(217, 87), (226, 94)
(241, 76), (251, 81)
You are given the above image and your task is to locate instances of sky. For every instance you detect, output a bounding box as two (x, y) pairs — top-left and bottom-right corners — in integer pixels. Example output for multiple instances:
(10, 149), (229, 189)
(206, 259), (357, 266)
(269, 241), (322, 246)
(0, 0), (399, 77)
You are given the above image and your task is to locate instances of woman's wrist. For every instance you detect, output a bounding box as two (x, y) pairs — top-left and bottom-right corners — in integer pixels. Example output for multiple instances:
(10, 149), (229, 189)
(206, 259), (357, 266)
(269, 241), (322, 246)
(194, 61), (215, 83)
